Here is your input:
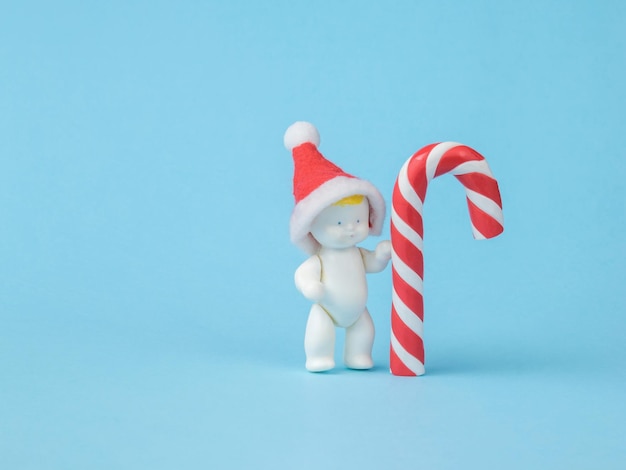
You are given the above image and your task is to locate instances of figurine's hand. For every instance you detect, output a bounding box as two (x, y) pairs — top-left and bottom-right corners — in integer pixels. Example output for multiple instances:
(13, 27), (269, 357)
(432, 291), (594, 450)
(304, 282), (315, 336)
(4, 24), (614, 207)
(375, 240), (392, 263)
(301, 281), (325, 302)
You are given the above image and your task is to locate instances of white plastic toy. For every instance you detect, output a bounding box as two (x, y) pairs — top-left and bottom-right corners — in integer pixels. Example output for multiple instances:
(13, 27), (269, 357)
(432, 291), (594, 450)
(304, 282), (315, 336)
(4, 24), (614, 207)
(284, 121), (391, 372)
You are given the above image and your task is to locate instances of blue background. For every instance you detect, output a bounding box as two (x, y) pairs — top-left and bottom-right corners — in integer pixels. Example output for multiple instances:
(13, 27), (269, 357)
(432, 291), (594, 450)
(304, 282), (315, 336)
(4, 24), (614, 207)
(2, 1), (625, 468)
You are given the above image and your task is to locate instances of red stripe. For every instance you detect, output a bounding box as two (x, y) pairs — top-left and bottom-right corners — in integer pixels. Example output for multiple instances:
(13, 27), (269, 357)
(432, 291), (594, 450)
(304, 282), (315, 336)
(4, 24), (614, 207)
(392, 186), (424, 237)
(390, 346), (417, 376)
(455, 172), (502, 207)
(392, 308), (425, 363)
(405, 147), (434, 200)
(392, 267), (424, 321)
(467, 198), (504, 238)
(390, 223), (424, 278)
(435, 145), (484, 177)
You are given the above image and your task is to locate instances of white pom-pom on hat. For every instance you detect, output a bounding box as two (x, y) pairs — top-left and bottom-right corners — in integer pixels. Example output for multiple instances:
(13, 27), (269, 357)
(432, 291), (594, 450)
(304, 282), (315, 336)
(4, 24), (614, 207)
(284, 121), (320, 151)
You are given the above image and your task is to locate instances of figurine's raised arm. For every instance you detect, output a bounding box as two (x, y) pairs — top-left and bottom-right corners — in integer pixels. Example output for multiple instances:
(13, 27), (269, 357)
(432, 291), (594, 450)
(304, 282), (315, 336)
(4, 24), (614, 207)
(360, 240), (391, 273)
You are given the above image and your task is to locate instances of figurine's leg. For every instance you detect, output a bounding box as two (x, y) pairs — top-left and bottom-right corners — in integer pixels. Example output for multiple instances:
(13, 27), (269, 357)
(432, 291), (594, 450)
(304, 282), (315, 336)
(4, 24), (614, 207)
(304, 304), (336, 372)
(344, 308), (375, 370)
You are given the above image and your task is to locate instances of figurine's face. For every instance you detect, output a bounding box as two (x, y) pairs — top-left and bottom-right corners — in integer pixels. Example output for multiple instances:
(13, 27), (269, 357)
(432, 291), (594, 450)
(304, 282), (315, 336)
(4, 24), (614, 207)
(310, 198), (370, 249)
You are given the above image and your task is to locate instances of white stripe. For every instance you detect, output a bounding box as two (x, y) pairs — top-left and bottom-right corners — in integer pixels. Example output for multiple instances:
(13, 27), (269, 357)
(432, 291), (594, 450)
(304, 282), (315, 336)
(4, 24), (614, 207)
(392, 287), (424, 336)
(391, 205), (424, 251)
(391, 330), (426, 376)
(397, 157), (424, 214)
(448, 158), (494, 177)
(465, 188), (504, 226)
(391, 247), (423, 295)
(425, 142), (462, 181)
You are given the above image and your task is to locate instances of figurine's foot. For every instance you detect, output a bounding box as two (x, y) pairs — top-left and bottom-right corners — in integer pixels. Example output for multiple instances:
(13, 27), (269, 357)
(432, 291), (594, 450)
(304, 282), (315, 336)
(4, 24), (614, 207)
(344, 355), (373, 370)
(306, 357), (335, 372)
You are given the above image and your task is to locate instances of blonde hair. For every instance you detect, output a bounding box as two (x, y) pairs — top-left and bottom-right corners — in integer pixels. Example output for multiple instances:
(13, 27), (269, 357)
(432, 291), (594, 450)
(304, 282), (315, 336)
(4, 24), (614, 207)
(333, 195), (365, 206)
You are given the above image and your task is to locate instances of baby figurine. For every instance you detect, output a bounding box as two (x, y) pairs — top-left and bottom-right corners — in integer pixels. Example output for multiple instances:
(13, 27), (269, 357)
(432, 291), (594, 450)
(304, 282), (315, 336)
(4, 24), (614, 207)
(284, 122), (391, 372)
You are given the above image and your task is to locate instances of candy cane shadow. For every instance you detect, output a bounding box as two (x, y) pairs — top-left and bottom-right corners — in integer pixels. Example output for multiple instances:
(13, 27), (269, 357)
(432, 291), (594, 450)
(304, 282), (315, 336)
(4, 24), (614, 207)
(422, 342), (578, 377)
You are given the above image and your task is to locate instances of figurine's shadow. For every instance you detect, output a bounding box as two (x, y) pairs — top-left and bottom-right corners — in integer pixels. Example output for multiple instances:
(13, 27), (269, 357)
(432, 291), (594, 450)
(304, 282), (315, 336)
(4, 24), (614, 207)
(308, 364), (391, 375)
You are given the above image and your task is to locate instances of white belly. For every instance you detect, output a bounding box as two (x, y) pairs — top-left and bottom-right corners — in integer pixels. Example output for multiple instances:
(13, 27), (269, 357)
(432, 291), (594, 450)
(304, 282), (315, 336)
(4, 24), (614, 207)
(319, 247), (367, 327)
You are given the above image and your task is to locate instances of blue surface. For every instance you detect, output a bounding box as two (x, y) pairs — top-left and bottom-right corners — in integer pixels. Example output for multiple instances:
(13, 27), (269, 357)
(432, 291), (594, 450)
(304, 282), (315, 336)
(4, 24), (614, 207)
(1, 1), (625, 468)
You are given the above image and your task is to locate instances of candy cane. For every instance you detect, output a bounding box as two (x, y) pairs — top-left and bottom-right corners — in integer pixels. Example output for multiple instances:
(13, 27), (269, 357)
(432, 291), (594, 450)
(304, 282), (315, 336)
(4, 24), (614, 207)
(390, 142), (504, 376)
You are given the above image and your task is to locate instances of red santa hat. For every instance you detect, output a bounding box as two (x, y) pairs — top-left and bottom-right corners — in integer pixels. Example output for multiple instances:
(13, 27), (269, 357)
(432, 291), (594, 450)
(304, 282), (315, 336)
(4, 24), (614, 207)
(284, 121), (386, 254)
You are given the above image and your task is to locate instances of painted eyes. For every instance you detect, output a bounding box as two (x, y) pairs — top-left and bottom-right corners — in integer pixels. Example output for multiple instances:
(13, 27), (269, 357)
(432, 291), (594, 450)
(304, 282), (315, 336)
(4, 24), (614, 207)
(337, 221), (342, 225)
(337, 219), (361, 225)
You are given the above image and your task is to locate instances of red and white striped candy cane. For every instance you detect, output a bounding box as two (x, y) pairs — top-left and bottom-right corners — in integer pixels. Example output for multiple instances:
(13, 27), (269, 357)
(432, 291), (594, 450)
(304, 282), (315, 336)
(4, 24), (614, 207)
(390, 142), (504, 376)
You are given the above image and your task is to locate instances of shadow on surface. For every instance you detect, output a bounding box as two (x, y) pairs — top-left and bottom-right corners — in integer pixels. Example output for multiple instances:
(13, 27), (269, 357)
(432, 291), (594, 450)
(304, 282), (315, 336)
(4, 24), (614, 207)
(423, 342), (580, 378)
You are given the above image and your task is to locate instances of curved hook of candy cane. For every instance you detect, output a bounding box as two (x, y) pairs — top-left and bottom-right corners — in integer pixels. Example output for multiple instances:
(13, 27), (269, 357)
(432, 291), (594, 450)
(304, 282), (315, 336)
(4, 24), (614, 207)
(390, 142), (504, 376)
